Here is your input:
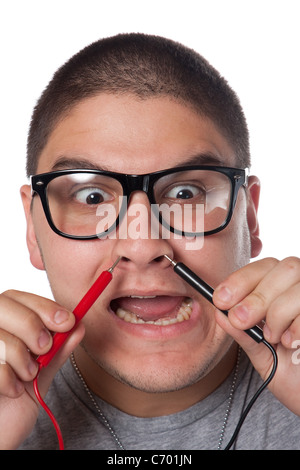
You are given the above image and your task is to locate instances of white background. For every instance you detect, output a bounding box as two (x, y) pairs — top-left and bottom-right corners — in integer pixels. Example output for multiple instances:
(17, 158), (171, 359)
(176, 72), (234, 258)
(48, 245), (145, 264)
(0, 0), (299, 298)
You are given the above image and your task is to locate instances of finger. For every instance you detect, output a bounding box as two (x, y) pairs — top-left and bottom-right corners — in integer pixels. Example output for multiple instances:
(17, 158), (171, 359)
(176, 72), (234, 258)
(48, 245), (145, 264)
(3, 290), (76, 332)
(215, 310), (275, 382)
(0, 324), (85, 402)
(0, 295), (53, 355)
(0, 363), (24, 398)
(214, 257), (300, 332)
(36, 323), (85, 397)
(0, 292), (76, 356)
(281, 310), (300, 349)
(0, 329), (39, 382)
(263, 281), (300, 344)
(213, 257), (278, 310)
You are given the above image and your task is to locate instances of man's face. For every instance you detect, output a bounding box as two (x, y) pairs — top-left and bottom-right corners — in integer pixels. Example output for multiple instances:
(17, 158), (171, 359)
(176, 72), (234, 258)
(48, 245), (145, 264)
(23, 94), (259, 393)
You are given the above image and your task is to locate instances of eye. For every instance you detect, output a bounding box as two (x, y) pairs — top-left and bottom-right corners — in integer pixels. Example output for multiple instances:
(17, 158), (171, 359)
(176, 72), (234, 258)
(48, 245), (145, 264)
(164, 184), (204, 200)
(74, 187), (112, 205)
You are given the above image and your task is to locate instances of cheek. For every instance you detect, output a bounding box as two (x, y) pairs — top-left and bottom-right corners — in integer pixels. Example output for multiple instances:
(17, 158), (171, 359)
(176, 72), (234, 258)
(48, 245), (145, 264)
(33, 211), (114, 309)
(171, 195), (250, 287)
(216, 189), (251, 271)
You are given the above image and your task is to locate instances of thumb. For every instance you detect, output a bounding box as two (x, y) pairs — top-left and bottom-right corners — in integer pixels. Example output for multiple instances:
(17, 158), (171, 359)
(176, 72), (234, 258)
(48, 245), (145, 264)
(33, 323), (85, 396)
(215, 309), (275, 380)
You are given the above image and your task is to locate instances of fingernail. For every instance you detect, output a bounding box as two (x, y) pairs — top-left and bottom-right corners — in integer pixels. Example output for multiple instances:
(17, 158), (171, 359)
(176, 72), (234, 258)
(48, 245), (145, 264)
(233, 304), (249, 323)
(216, 286), (232, 303)
(54, 310), (70, 324)
(38, 328), (51, 349)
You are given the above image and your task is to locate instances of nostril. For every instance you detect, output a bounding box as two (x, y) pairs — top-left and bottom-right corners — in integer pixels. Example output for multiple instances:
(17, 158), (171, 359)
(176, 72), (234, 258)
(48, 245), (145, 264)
(115, 255), (172, 267)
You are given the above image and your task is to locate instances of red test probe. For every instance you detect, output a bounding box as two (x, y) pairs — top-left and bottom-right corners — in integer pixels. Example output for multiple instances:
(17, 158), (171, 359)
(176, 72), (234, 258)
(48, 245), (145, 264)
(33, 257), (121, 449)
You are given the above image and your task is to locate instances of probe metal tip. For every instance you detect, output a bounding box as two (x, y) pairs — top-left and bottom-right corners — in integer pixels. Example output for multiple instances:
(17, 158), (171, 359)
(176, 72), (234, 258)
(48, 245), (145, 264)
(107, 256), (122, 273)
(164, 254), (177, 267)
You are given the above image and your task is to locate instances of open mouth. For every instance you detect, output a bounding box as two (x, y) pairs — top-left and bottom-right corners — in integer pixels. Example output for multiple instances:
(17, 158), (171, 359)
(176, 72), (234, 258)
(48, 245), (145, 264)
(110, 296), (193, 326)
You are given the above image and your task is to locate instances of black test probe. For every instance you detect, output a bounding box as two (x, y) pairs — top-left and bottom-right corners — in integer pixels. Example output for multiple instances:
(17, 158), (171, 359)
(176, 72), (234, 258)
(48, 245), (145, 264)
(164, 254), (278, 449)
(164, 255), (264, 343)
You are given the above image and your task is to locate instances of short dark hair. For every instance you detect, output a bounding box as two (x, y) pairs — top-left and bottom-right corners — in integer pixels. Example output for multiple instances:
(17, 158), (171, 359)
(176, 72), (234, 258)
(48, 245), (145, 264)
(26, 33), (250, 177)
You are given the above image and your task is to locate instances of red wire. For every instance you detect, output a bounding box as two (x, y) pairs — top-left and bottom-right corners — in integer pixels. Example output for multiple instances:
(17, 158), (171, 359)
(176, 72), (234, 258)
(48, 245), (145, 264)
(32, 265), (118, 449)
(33, 367), (64, 450)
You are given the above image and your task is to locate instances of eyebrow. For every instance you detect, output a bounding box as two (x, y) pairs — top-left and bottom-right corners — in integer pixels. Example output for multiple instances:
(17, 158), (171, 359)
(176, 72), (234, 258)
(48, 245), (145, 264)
(174, 153), (226, 168)
(51, 157), (109, 172)
(51, 152), (226, 173)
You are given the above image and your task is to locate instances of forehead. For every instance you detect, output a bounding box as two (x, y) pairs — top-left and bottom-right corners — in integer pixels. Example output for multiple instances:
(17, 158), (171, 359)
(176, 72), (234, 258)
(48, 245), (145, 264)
(37, 94), (236, 174)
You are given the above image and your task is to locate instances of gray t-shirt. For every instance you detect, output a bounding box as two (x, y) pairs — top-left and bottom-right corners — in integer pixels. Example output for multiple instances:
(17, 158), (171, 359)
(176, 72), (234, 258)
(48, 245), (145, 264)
(19, 350), (299, 450)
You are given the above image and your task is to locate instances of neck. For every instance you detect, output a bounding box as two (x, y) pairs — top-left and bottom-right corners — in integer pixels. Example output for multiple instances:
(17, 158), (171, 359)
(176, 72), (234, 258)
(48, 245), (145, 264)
(73, 343), (238, 418)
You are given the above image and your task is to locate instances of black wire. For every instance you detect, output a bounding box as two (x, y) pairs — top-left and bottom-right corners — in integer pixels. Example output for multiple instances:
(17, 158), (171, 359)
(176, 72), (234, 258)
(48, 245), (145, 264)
(224, 339), (278, 450)
(164, 257), (279, 451)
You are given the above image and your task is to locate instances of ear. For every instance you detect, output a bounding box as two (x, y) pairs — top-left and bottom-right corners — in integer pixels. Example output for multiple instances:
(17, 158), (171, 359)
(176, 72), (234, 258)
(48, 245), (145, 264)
(246, 175), (263, 258)
(20, 185), (45, 271)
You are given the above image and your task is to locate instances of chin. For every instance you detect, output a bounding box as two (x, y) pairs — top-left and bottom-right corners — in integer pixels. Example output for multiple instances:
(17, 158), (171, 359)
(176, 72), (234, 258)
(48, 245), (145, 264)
(98, 348), (218, 393)
(110, 365), (204, 393)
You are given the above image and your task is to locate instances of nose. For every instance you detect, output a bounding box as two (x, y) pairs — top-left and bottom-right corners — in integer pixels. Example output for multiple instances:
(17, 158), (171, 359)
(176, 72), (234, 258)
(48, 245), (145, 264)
(111, 191), (174, 271)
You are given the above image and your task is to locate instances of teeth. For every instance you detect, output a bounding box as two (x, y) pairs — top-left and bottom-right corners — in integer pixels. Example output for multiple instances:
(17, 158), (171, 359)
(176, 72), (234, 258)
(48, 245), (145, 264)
(115, 297), (193, 326)
(129, 295), (157, 299)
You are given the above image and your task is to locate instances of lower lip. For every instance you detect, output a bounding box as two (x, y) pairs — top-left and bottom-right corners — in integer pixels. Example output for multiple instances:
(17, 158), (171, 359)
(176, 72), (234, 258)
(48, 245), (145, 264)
(108, 299), (202, 340)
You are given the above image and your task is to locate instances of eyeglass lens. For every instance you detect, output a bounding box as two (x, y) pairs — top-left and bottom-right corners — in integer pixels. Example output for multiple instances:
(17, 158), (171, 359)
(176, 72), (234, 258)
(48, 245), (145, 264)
(45, 170), (232, 238)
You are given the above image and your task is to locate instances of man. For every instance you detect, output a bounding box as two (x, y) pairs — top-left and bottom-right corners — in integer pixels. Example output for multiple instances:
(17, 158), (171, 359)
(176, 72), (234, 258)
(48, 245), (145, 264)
(1, 33), (299, 450)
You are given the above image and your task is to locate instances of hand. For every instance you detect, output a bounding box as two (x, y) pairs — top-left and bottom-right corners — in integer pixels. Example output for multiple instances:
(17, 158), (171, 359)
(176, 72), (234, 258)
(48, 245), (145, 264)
(0, 290), (85, 449)
(213, 257), (300, 416)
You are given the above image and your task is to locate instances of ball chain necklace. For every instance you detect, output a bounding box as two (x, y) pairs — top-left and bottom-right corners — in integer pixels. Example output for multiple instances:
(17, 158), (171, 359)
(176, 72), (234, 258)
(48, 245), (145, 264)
(70, 347), (241, 451)
(70, 352), (125, 450)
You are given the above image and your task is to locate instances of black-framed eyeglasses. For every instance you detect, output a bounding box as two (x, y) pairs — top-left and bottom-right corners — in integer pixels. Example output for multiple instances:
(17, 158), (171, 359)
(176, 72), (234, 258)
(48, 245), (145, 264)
(31, 165), (248, 240)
